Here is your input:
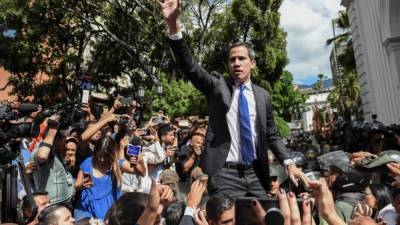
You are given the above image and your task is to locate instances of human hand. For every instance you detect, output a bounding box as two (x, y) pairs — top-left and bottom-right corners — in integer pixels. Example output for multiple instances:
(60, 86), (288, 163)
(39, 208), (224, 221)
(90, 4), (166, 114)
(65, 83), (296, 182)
(309, 180), (340, 223)
(165, 146), (176, 157)
(287, 164), (309, 187)
(157, 0), (181, 25)
(159, 184), (175, 207)
(351, 151), (372, 164)
(387, 162), (400, 177)
(106, 114), (120, 123)
(187, 180), (206, 209)
(194, 209), (209, 225)
(279, 190), (312, 225)
(112, 97), (122, 111)
(351, 203), (373, 220)
(82, 174), (93, 188)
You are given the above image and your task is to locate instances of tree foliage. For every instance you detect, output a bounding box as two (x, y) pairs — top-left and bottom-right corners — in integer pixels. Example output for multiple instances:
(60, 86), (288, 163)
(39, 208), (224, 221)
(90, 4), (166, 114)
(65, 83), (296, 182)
(272, 71), (307, 122)
(0, 0), (304, 132)
(327, 10), (361, 120)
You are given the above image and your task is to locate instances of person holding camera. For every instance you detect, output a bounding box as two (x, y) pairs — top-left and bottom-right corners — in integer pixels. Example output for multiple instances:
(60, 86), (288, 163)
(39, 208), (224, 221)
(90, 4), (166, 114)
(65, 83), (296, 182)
(31, 115), (75, 206)
(176, 133), (205, 181)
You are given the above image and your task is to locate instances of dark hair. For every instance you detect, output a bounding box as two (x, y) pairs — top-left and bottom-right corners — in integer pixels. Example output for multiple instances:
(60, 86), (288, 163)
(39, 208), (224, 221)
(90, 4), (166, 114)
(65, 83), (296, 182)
(165, 201), (186, 225)
(105, 192), (149, 225)
(93, 137), (122, 186)
(369, 183), (393, 211)
(227, 41), (255, 60)
(158, 124), (174, 139)
(38, 204), (70, 225)
(206, 195), (235, 222)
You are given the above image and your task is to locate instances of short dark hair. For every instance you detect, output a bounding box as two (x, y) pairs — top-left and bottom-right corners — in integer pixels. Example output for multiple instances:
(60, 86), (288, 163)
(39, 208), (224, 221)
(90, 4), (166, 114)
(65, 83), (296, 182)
(105, 192), (148, 225)
(38, 204), (70, 225)
(158, 124), (174, 139)
(228, 41), (255, 60)
(165, 201), (186, 225)
(206, 195), (235, 223)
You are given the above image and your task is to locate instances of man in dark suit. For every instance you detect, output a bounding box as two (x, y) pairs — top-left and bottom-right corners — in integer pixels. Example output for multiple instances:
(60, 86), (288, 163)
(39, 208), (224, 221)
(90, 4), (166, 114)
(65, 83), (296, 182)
(158, 0), (308, 198)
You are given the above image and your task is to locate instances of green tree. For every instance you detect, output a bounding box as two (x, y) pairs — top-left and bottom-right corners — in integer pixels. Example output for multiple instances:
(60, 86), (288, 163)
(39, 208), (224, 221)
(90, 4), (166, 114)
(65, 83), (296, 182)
(327, 9), (361, 121)
(272, 71), (307, 121)
(328, 69), (361, 121)
(0, 0), (304, 134)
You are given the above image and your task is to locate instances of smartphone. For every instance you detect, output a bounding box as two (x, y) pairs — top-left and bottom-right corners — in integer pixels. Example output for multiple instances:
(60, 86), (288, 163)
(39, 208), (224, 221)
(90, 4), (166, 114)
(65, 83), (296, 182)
(82, 90), (90, 104)
(152, 117), (164, 125)
(120, 97), (132, 106)
(126, 144), (141, 156)
(235, 197), (306, 225)
(178, 119), (189, 127)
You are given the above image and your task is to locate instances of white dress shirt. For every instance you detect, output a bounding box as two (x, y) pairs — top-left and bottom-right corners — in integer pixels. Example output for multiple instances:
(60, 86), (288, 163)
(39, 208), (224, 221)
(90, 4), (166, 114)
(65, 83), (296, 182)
(226, 81), (257, 163)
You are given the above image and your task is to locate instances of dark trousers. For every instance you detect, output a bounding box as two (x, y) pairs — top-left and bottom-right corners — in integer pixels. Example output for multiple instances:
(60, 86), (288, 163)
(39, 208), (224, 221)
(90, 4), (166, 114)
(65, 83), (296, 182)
(209, 166), (267, 198)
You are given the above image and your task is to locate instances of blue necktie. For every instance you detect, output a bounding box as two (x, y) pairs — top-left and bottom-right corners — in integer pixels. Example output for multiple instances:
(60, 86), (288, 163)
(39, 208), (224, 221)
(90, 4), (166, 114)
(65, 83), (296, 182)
(239, 84), (255, 165)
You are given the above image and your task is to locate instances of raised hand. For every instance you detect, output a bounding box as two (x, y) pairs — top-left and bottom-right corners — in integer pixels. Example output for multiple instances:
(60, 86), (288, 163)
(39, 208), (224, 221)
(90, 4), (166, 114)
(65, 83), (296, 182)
(157, 0), (181, 33)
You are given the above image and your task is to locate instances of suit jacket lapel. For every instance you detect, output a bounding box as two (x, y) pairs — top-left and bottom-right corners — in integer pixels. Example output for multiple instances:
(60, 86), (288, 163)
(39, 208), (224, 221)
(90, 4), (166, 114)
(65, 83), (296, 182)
(252, 84), (266, 151)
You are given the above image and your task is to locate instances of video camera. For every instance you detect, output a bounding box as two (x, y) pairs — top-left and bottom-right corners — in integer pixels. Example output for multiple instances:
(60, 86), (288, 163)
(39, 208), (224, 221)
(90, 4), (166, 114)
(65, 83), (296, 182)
(0, 103), (44, 165)
(39, 101), (88, 131)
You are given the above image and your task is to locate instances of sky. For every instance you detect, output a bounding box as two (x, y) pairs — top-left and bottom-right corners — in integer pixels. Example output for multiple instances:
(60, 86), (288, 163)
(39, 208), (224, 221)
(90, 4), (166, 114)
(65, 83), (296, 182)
(279, 0), (344, 85)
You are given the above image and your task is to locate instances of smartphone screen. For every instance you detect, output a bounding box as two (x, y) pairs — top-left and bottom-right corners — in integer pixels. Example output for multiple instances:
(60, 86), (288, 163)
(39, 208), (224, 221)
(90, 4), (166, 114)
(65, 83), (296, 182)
(82, 90), (90, 104)
(126, 144), (141, 156)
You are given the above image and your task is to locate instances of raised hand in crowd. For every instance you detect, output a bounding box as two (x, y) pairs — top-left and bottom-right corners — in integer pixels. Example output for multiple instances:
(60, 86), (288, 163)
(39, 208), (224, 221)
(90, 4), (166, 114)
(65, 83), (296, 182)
(351, 203), (374, 220)
(81, 103), (95, 122)
(251, 189), (312, 225)
(194, 209), (208, 225)
(387, 162), (400, 188)
(157, 0), (181, 33)
(37, 114), (61, 163)
(121, 153), (146, 176)
(137, 178), (174, 225)
(81, 113), (119, 142)
(187, 179), (207, 209)
(308, 180), (347, 225)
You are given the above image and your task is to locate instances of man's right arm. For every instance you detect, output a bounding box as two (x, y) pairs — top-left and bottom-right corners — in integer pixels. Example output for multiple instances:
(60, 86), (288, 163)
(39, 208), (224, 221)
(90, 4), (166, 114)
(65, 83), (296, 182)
(158, 0), (215, 95)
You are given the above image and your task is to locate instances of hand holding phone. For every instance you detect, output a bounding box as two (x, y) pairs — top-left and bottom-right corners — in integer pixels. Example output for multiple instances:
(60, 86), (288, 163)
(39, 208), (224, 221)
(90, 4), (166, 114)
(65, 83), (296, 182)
(127, 144), (141, 164)
(82, 172), (93, 188)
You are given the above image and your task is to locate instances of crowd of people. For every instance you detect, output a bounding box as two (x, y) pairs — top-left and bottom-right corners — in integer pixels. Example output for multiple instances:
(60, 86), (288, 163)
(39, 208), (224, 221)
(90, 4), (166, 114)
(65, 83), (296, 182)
(1, 1), (400, 225)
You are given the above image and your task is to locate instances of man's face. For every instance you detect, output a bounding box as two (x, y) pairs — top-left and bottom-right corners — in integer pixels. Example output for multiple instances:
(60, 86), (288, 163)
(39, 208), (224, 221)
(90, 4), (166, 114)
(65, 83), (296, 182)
(65, 142), (77, 159)
(34, 195), (50, 212)
(191, 135), (204, 148)
(54, 207), (75, 225)
(209, 207), (235, 225)
(228, 46), (255, 84)
(162, 131), (175, 145)
(268, 176), (280, 196)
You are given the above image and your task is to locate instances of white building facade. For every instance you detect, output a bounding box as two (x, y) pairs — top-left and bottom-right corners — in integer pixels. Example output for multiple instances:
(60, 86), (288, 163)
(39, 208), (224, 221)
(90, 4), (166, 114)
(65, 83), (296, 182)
(341, 0), (400, 125)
